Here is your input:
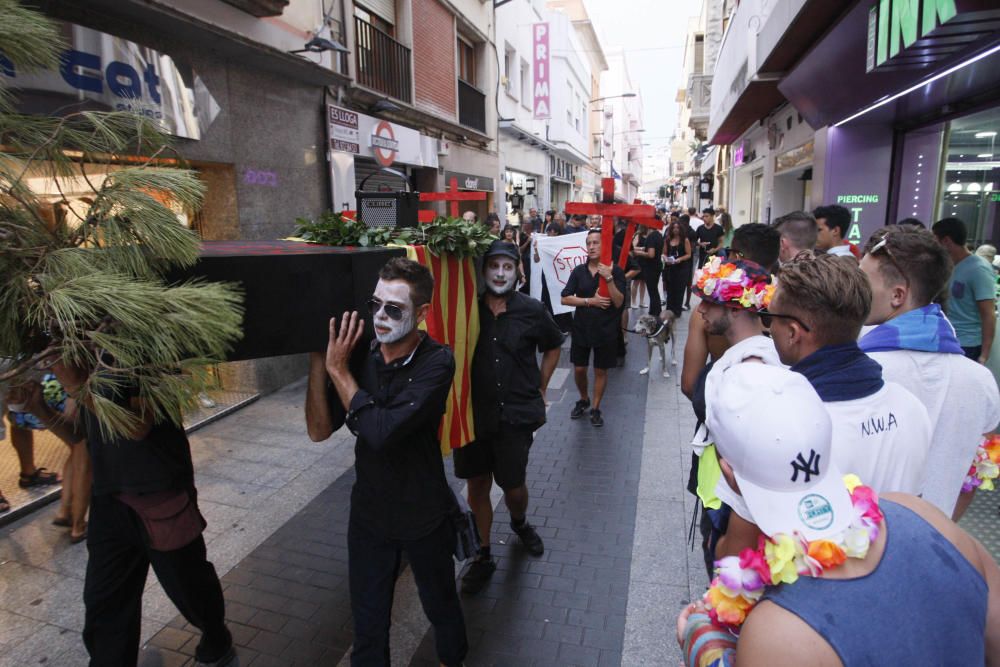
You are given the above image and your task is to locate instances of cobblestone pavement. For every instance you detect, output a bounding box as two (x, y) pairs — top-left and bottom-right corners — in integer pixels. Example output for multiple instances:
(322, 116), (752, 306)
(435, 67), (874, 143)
(3, 303), (1000, 666)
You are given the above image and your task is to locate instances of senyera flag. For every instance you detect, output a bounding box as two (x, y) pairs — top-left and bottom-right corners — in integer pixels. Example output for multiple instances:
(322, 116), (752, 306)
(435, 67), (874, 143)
(404, 245), (479, 455)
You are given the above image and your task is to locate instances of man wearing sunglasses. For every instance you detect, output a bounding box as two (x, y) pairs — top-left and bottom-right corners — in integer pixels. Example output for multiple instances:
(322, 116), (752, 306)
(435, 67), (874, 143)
(858, 226), (1000, 520)
(765, 254), (932, 505)
(305, 258), (467, 666)
(455, 240), (564, 594)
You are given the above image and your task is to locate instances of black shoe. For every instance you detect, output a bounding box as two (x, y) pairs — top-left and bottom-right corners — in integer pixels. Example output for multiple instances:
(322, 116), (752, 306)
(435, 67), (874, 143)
(571, 399), (591, 419)
(590, 409), (604, 427)
(511, 520), (545, 556)
(194, 645), (238, 667)
(460, 555), (497, 594)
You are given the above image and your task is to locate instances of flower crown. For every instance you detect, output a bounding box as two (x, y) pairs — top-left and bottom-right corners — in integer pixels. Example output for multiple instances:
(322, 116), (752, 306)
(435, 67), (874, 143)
(694, 257), (774, 312)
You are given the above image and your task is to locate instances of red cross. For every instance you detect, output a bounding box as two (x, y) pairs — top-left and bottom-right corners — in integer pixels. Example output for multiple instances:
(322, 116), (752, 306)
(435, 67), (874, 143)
(419, 177), (487, 219)
(564, 178), (660, 296)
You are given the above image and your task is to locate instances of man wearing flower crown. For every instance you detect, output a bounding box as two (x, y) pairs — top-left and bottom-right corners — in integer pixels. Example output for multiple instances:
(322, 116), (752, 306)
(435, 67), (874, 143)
(858, 225), (1000, 520)
(677, 363), (1000, 667)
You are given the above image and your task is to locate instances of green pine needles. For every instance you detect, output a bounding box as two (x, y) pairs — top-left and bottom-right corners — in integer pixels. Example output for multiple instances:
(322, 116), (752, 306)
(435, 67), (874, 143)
(0, 0), (243, 439)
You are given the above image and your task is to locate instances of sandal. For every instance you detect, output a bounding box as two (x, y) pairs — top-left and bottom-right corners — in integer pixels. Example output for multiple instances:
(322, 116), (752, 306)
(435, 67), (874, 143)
(0, 494), (9, 513)
(70, 528), (87, 544)
(19, 468), (60, 488)
(52, 517), (71, 528)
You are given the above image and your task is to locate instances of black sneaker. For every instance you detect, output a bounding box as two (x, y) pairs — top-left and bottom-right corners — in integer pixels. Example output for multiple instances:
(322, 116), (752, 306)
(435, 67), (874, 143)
(570, 399), (591, 419)
(460, 555), (497, 594)
(590, 409), (604, 427)
(194, 645), (238, 667)
(511, 520), (545, 556)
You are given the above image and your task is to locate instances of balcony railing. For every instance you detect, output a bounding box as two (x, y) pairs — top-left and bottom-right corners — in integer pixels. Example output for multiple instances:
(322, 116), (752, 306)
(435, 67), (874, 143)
(355, 17), (412, 103)
(458, 79), (486, 133)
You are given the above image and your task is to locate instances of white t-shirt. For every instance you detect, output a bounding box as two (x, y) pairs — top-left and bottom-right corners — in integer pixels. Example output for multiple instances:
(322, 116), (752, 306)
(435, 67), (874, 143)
(723, 380), (932, 523)
(866, 347), (1000, 516)
(689, 216), (704, 231)
(827, 244), (854, 257)
(824, 382), (932, 494)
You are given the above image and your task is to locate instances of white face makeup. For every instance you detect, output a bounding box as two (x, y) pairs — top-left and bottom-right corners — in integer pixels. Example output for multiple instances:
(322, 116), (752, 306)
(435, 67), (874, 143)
(371, 279), (416, 344)
(484, 256), (517, 295)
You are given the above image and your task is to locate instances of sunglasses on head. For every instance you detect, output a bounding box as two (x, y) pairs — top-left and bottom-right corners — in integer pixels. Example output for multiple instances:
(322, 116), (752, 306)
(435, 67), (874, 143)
(759, 310), (812, 332)
(366, 297), (405, 321)
(869, 235), (911, 288)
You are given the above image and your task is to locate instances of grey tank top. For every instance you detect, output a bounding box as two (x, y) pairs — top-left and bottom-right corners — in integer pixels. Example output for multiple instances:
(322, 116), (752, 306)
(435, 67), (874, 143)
(762, 500), (988, 666)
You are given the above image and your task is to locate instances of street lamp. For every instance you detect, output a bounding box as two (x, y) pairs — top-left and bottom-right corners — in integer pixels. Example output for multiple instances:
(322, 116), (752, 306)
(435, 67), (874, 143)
(589, 93), (637, 104)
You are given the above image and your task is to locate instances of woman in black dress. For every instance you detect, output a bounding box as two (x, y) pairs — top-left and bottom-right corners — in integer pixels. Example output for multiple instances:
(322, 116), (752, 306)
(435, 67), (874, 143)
(662, 220), (693, 317)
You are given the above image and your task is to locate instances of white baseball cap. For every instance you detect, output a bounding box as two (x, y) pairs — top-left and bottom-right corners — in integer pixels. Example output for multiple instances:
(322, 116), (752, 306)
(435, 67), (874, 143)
(706, 363), (853, 541)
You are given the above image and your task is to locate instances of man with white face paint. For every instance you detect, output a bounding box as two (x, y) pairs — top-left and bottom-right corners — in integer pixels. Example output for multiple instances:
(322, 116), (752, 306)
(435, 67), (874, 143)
(455, 241), (564, 594)
(305, 258), (467, 666)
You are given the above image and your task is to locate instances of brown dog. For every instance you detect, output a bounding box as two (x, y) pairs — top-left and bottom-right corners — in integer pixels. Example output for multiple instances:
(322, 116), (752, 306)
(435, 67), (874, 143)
(633, 312), (677, 378)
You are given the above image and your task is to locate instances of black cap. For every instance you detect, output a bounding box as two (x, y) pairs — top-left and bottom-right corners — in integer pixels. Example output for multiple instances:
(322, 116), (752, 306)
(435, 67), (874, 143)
(484, 240), (520, 262)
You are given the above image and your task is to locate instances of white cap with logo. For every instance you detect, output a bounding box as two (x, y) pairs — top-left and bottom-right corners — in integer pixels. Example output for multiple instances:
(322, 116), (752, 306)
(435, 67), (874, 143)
(706, 363), (854, 541)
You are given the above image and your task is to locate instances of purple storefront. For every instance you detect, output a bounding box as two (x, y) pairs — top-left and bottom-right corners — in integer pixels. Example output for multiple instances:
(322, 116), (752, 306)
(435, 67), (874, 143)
(780, 0), (1000, 244)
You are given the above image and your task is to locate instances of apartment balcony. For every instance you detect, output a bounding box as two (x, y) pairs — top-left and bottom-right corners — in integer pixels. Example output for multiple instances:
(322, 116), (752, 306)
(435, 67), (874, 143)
(687, 72), (712, 134)
(458, 79), (486, 133)
(355, 16), (412, 103)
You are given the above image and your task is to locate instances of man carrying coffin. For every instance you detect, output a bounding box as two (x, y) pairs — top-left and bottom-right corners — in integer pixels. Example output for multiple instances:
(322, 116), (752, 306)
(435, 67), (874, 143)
(305, 258), (467, 666)
(455, 241), (564, 594)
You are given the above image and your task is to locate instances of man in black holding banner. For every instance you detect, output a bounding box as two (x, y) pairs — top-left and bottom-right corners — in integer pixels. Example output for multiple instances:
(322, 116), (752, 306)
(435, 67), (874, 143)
(305, 257), (467, 666)
(455, 240), (564, 594)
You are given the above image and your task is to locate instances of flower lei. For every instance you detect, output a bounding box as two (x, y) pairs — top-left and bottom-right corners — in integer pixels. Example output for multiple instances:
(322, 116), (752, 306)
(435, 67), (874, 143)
(962, 434), (1000, 493)
(703, 475), (884, 633)
(694, 256), (775, 311)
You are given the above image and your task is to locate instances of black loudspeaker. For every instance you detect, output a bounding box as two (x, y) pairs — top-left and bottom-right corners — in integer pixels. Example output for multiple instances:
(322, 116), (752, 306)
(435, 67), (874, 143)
(169, 241), (405, 360)
(356, 167), (419, 229)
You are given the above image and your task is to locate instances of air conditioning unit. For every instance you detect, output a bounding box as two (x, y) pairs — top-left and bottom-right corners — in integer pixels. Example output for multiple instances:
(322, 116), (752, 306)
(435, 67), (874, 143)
(437, 139), (450, 156)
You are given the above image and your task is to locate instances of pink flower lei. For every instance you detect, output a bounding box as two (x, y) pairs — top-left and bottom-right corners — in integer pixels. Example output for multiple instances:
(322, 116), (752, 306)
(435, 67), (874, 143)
(702, 475), (884, 633)
(962, 434), (1000, 493)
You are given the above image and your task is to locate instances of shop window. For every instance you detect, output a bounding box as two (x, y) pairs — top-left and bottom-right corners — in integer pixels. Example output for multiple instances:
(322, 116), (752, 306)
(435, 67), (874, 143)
(936, 106), (1000, 244)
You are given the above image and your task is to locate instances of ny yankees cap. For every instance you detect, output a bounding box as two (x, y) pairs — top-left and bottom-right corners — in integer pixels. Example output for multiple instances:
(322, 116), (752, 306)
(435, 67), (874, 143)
(706, 363), (854, 541)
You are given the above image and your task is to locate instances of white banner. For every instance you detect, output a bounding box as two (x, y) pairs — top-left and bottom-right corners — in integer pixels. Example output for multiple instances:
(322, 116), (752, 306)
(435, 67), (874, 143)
(530, 231), (588, 315)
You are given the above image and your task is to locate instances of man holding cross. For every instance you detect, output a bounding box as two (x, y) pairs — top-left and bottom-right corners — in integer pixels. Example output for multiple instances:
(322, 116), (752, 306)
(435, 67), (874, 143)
(561, 229), (627, 427)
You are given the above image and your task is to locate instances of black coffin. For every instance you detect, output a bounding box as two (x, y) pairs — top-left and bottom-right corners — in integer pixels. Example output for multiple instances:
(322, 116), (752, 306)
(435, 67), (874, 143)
(170, 241), (406, 361)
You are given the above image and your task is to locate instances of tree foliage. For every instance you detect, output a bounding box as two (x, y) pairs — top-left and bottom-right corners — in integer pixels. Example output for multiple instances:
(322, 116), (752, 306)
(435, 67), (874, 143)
(0, 0), (244, 439)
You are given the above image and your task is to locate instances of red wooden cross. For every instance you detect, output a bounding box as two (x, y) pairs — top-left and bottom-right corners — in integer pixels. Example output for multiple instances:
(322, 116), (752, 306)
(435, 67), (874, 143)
(564, 178), (660, 296)
(419, 177), (488, 219)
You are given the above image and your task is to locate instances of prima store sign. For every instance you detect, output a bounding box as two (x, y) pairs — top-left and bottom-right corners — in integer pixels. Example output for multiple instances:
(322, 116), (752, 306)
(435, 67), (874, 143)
(533, 23), (551, 120)
(0, 23), (219, 140)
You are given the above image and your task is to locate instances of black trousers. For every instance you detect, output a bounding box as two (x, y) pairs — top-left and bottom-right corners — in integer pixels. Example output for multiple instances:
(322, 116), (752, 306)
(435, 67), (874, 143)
(641, 267), (662, 317)
(348, 516), (467, 666)
(83, 494), (230, 667)
(664, 265), (688, 317)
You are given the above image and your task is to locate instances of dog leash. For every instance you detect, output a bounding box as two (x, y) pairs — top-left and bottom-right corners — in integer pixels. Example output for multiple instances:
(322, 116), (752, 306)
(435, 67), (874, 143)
(621, 322), (667, 339)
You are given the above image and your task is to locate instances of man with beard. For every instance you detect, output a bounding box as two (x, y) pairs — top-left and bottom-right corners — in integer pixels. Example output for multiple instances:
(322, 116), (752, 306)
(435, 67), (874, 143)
(455, 241), (564, 594)
(305, 258), (467, 666)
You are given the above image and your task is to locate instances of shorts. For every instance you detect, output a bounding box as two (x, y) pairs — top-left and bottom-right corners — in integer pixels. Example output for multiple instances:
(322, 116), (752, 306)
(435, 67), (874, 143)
(453, 427), (533, 490)
(570, 340), (617, 369)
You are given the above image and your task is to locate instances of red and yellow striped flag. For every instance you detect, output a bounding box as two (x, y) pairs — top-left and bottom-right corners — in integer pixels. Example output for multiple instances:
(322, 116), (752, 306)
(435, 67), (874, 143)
(404, 245), (479, 455)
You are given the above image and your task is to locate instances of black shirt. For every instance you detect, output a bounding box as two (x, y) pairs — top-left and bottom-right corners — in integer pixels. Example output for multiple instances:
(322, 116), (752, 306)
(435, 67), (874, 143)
(83, 385), (195, 497)
(472, 292), (564, 436)
(638, 230), (664, 275)
(696, 224), (725, 253)
(327, 333), (455, 540)
(561, 263), (628, 348)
